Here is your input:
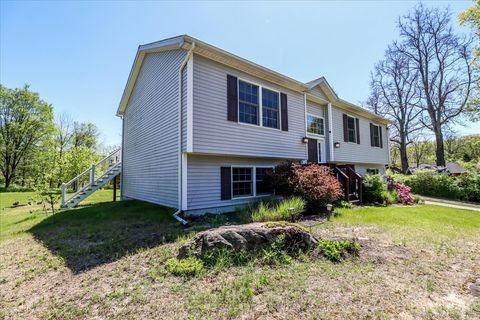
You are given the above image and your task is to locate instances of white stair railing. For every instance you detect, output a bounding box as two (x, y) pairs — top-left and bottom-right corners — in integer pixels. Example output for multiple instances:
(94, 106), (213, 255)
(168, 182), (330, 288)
(61, 148), (121, 207)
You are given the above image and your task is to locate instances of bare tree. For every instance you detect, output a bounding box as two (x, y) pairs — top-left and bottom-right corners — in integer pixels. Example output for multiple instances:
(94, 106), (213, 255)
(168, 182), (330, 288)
(368, 46), (423, 173)
(410, 137), (431, 167)
(54, 112), (73, 186)
(394, 4), (477, 166)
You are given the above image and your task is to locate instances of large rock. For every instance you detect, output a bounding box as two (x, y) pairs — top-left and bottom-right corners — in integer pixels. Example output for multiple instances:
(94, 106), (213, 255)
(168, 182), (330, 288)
(178, 222), (317, 258)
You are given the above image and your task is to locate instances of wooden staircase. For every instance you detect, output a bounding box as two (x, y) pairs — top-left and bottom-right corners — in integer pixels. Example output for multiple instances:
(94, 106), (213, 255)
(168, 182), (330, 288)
(331, 165), (363, 204)
(60, 149), (121, 209)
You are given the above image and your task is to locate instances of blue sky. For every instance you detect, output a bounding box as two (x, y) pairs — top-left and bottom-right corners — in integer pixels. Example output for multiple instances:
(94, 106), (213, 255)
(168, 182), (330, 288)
(1, 1), (477, 146)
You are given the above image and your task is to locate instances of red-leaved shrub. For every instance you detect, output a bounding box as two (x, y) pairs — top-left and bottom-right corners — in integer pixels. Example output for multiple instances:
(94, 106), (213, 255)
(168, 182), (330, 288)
(393, 183), (414, 205)
(289, 164), (343, 205)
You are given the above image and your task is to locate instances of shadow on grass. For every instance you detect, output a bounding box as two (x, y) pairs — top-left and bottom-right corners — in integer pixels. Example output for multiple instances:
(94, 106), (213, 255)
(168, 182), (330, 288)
(29, 200), (189, 273)
(29, 200), (252, 273)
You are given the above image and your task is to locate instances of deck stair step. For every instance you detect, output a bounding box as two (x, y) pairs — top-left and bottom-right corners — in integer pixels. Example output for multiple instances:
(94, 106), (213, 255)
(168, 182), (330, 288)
(60, 149), (122, 209)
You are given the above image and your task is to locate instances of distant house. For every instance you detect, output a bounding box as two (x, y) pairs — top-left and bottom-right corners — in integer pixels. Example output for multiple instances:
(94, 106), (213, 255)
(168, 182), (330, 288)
(116, 35), (392, 215)
(407, 162), (466, 176)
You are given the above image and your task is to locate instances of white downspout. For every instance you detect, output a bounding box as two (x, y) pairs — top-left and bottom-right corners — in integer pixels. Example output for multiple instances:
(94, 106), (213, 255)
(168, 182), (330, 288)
(327, 102), (334, 162)
(175, 41), (195, 226)
(303, 93), (308, 161)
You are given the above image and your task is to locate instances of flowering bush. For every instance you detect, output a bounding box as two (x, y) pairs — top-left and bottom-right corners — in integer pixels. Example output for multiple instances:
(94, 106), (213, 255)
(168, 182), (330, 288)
(289, 164), (343, 205)
(393, 183), (414, 205)
(269, 163), (343, 214)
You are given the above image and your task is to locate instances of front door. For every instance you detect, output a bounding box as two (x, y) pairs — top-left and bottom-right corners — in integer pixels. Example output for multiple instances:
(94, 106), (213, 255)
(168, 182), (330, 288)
(307, 139), (318, 163)
(308, 139), (325, 163)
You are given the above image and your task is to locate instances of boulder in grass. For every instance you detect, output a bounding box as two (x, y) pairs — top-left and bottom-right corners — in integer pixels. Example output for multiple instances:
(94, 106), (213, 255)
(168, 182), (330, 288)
(178, 222), (317, 259)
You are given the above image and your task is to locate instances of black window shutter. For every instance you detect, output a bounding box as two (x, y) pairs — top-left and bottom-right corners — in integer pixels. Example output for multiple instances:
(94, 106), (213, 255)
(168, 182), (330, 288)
(227, 75), (238, 122)
(356, 118), (360, 144)
(280, 93), (288, 131)
(379, 126), (383, 148)
(343, 114), (348, 142)
(307, 139), (318, 163)
(370, 123), (374, 147)
(220, 167), (232, 200)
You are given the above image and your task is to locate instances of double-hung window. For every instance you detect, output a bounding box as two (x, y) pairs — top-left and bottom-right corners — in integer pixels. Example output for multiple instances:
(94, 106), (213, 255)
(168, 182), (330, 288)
(262, 88), (279, 129)
(255, 167), (274, 195)
(346, 115), (357, 143)
(371, 124), (381, 147)
(307, 115), (325, 135)
(232, 167), (253, 197)
(238, 80), (280, 129)
(232, 166), (274, 198)
(238, 81), (259, 125)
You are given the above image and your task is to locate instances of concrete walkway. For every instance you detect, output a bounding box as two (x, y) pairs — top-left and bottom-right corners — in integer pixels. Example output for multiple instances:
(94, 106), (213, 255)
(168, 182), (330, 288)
(420, 196), (480, 212)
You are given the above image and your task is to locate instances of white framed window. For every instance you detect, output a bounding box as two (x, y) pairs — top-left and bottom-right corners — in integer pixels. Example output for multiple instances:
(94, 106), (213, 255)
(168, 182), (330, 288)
(366, 168), (379, 175)
(232, 167), (253, 197)
(256, 167), (274, 195)
(237, 79), (281, 130)
(371, 124), (381, 147)
(238, 80), (259, 125)
(346, 115), (357, 143)
(262, 88), (280, 129)
(307, 114), (325, 136)
(231, 166), (274, 198)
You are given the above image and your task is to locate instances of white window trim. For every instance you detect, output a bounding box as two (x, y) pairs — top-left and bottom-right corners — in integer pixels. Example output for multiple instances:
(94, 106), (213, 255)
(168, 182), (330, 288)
(231, 165), (275, 199)
(237, 78), (282, 131)
(306, 113), (325, 137)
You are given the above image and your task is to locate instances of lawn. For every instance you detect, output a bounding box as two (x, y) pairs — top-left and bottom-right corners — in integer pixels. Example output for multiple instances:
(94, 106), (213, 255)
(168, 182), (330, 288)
(0, 192), (479, 319)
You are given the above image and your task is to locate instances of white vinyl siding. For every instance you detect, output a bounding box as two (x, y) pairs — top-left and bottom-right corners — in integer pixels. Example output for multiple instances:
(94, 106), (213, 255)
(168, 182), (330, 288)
(122, 49), (187, 208)
(192, 54), (306, 159)
(331, 106), (389, 164)
(187, 154), (285, 211)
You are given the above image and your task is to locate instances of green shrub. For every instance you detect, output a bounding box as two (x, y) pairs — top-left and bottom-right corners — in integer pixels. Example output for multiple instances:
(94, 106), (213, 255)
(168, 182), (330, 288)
(334, 200), (352, 209)
(392, 171), (480, 202)
(317, 240), (360, 262)
(362, 174), (386, 203)
(165, 257), (204, 277)
(456, 172), (480, 202)
(261, 234), (293, 265)
(0, 184), (35, 192)
(251, 197), (305, 222)
(381, 190), (399, 205)
(200, 235), (294, 269)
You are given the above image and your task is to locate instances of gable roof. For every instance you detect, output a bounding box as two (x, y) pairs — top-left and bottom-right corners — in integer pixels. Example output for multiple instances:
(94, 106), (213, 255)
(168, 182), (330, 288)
(117, 35), (391, 124)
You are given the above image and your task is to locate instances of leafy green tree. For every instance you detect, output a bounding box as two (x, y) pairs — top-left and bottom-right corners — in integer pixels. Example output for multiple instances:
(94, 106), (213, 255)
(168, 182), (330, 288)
(460, 0), (480, 121)
(0, 85), (54, 189)
(72, 122), (99, 149)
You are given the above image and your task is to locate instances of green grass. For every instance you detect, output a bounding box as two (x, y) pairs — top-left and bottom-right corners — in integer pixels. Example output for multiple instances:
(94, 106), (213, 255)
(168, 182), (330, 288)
(1, 192), (480, 319)
(0, 189), (120, 241)
(332, 205), (480, 242)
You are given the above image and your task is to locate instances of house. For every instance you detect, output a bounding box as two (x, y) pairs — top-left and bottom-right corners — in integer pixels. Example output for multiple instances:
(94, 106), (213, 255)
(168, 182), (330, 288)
(407, 162), (466, 175)
(116, 35), (391, 216)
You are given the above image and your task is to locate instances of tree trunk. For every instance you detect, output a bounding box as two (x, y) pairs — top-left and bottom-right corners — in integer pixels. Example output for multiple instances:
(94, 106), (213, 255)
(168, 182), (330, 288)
(434, 128), (446, 166)
(4, 175), (12, 190)
(399, 141), (409, 174)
